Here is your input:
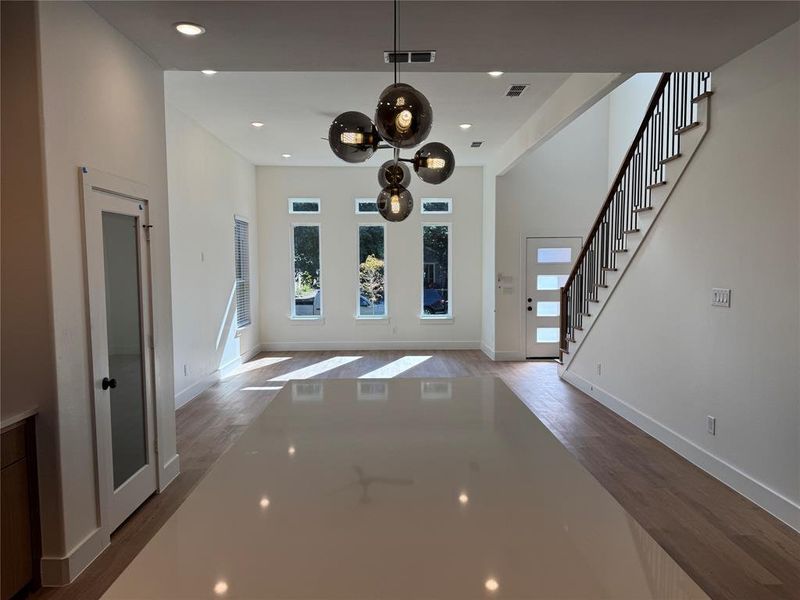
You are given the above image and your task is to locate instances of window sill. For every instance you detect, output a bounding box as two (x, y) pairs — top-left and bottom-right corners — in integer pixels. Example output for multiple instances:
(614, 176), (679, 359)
(288, 316), (325, 325)
(419, 315), (454, 323)
(354, 315), (390, 323)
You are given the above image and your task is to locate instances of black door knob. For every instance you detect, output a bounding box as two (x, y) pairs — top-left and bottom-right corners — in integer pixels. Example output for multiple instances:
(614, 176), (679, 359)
(527, 306), (532, 311)
(102, 377), (117, 390)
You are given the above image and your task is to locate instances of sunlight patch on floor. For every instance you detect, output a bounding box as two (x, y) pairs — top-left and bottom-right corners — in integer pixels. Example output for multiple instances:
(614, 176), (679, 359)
(358, 356), (432, 379)
(269, 356), (362, 381)
(223, 356), (293, 379)
(240, 385), (284, 391)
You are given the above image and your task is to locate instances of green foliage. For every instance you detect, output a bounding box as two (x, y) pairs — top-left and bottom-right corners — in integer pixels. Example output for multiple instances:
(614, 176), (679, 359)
(359, 254), (385, 305)
(294, 226), (320, 295)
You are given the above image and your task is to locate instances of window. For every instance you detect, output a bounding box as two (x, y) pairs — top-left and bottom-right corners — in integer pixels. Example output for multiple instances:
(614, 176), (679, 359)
(288, 198), (320, 213)
(422, 224), (451, 317)
(421, 198), (452, 214)
(536, 327), (560, 343)
(537, 247), (572, 263)
(291, 224), (321, 317)
(358, 225), (386, 317)
(537, 274), (568, 290)
(234, 217), (251, 328)
(355, 198), (379, 213)
(536, 301), (560, 317)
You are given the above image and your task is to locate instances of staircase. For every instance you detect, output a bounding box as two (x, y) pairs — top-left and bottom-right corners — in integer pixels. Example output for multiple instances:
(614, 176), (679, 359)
(559, 72), (712, 366)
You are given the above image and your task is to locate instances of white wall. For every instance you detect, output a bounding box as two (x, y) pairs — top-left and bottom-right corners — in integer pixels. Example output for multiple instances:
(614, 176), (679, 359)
(256, 166), (483, 349)
(568, 23), (800, 527)
(606, 73), (662, 184)
(494, 98), (611, 358)
(166, 106), (259, 408)
(35, 0), (177, 581)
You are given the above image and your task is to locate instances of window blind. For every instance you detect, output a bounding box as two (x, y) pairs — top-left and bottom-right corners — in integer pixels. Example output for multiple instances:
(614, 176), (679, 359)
(234, 218), (251, 328)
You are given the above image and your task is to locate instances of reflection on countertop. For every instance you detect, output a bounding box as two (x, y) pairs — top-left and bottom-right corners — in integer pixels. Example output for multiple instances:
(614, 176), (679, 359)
(103, 377), (707, 600)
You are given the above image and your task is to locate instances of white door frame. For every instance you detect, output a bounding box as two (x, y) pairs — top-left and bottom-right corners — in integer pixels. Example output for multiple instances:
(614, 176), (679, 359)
(521, 235), (582, 359)
(80, 167), (158, 534)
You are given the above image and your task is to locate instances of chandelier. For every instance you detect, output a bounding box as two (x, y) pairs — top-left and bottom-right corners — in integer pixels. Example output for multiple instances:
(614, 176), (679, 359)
(327, 0), (454, 222)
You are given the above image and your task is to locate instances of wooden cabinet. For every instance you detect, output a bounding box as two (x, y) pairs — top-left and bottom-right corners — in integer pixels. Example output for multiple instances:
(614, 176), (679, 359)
(1, 418), (39, 600)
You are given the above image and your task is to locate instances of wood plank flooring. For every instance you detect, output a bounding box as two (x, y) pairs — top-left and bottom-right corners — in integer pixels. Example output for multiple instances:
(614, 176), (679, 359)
(31, 350), (800, 600)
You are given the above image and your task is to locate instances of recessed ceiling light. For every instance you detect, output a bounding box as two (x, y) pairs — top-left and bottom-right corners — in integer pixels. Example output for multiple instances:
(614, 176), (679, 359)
(485, 578), (499, 592)
(281, 153), (292, 158)
(459, 123), (472, 130)
(175, 22), (205, 36)
(251, 121), (265, 128)
(201, 69), (217, 76)
(213, 580), (228, 596)
(488, 71), (504, 78)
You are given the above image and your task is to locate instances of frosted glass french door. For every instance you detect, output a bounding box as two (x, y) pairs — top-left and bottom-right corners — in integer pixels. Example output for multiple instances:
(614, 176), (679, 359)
(525, 237), (581, 358)
(83, 172), (157, 533)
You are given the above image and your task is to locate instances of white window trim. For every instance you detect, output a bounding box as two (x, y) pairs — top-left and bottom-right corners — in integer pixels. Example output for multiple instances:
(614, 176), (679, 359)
(420, 221), (453, 319)
(289, 222), (323, 320)
(354, 197), (380, 214)
(288, 197), (321, 214)
(233, 214), (252, 331)
(355, 222), (388, 320)
(420, 197), (453, 214)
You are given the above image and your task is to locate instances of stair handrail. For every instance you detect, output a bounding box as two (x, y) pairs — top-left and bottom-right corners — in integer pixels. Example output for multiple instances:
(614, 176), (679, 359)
(559, 72), (671, 355)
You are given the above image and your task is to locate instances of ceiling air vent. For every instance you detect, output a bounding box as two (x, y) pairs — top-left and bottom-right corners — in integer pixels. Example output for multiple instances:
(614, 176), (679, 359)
(470, 141), (484, 148)
(384, 50), (436, 64)
(505, 84), (529, 98)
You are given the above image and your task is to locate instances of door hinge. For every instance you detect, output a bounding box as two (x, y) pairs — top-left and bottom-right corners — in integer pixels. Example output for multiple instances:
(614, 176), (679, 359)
(143, 224), (153, 242)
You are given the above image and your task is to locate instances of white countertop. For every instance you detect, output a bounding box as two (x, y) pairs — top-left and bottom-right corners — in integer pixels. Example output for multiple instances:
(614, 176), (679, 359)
(104, 377), (706, 599)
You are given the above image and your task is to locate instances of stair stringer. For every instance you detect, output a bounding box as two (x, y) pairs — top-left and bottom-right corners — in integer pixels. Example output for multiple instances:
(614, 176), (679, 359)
(559, 95), (711, 373)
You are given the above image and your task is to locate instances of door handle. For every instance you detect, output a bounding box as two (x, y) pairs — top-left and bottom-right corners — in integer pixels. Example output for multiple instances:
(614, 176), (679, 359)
(102, 377), (117, 390)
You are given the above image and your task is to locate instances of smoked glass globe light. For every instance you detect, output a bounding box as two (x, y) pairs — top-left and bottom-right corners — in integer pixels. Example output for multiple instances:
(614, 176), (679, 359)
(374, 84), (433, 149)
(328, 111), (380, 163)
(377, 185), (414, 222)
(413, 142), (455, 184)
(377, 160), (411, 188)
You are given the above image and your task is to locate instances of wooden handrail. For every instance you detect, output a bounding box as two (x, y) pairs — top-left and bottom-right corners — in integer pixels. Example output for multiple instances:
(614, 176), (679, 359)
(559, 72), (711, 359)
(562, 73), (670, 292)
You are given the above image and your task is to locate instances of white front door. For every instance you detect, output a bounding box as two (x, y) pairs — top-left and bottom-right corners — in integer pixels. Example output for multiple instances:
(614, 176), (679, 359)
(82, 170), (157, 532)
(525, 237), (581, 358)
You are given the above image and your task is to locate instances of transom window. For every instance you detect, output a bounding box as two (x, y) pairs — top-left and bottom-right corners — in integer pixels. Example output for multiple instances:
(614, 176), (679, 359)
(288, 198), (321, 214)
(421, 198), (452, 214)
(355, 198), (379, 214)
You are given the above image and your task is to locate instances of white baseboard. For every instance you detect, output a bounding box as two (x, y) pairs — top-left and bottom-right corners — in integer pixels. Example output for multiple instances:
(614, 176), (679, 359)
(492, 349), (524, 362)
(480, 342), (495, 360)
(175, 345), (264, 410)
(562, 370), (800, 532)
(159, 453), (181, 491)
(40, 526), (109, 586)
(260, 340), (480, 351)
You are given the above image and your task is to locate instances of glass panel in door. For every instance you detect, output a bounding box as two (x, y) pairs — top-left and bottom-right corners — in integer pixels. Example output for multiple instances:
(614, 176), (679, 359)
(101, 212), (147, 489)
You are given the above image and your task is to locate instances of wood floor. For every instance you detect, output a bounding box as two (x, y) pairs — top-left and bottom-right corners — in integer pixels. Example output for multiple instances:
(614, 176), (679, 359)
(31, 350), (800, 600)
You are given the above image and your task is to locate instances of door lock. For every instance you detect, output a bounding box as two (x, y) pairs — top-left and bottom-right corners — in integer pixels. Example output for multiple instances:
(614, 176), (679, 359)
(527, 306), (532, 311)
(102, 377), (117, 390)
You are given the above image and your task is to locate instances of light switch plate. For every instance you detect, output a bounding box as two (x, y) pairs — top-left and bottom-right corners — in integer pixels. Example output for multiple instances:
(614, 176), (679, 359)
(712, 288), (731, 307)
(707, 415), (716, 435)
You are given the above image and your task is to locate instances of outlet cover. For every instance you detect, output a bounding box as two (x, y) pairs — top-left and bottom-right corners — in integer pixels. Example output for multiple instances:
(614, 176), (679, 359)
(712, 288), (731, 307)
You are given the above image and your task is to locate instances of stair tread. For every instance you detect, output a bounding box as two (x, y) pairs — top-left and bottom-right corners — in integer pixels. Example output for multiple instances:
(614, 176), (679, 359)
(676, 121), (701, 134)
(692, 90), (713, 103)
(633, 205), (654, 213)
(646, 181), (666, 190)
(660, 153), (682, 164)
(613, 249), (628, 253)
(623, 228), (640, 234)
(602, 267), (618, 272)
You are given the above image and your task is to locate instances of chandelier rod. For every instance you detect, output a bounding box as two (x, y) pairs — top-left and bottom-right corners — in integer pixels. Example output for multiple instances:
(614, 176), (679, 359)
(394, 0), (398, 86)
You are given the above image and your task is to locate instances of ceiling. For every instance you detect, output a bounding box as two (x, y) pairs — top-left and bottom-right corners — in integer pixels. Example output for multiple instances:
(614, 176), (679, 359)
(165, 71), (571, 166)
(92, 1), (799, 73)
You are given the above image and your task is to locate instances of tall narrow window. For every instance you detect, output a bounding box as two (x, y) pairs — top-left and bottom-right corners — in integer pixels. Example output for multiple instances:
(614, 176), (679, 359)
(358, 224), (386, 317)
(292, 224), (321, 317)
(234, 217), (251, 328)
(422, 224), (451, 317)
